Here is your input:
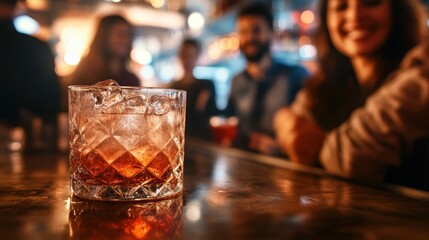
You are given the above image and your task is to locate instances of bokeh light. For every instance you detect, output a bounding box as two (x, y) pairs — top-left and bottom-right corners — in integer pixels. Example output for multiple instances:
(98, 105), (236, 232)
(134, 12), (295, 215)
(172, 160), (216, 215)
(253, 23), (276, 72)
(64, 52), (81, 66)
(150, 0), (165, 8)
(300, 10), (315, 24)
(131, 48), (153, 65)
(299, 44), (317, 59)
(14, 15), (40, 35)
(188, 12), (205, 30)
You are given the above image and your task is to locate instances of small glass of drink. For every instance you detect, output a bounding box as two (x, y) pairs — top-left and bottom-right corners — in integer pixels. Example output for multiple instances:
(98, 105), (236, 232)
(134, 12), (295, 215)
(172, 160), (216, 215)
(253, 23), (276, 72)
(209, 116), (238, 146)
(68, 81), (186, 201)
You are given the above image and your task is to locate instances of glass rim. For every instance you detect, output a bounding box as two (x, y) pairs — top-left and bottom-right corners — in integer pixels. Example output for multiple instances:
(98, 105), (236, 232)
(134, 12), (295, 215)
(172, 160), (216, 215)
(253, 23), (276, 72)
(68, 85), (186, 94)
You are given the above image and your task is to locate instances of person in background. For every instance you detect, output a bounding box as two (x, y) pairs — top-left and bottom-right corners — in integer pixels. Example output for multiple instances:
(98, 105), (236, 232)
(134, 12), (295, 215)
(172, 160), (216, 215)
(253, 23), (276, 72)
(69, 14), (140, 87)
(170, 38), (218, 140)
(274, 0), (429, 191)
(224, 3), (309, 155)
(0, 0), (61, 151)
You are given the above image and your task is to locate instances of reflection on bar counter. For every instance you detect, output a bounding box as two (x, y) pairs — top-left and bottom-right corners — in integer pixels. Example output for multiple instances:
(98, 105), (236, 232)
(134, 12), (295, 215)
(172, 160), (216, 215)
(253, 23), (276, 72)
(0, 123), (25, 153)
(69, 196), (183, 240)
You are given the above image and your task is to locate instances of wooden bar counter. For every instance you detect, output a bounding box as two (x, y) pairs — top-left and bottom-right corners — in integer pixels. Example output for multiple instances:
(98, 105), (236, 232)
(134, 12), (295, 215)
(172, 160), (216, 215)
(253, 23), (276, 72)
(1, 140), (429, 240)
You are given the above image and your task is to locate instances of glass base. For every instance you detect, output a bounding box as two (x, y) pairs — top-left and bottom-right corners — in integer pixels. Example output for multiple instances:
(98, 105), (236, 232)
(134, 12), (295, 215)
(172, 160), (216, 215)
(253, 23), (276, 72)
(71, 177), (182, 201)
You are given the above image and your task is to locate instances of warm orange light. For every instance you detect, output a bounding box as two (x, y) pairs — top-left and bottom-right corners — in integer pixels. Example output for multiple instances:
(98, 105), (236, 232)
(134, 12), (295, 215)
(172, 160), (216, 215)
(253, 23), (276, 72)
(125, 217), (151, 239)
(298, 35), (312, 45)
(26, 0), (49, 11)
(208, 41), (222, 60)
(150, 0), (165, 8)
(220, 37), (229, 50)
(227, 33), (240, 51)
(301, 10), (315, 24)
(229, 36), (240, 51)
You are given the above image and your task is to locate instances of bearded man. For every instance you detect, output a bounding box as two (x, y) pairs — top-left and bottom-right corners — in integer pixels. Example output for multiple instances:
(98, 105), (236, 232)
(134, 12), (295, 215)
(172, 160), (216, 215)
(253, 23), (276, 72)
(224, 3), (309, 156)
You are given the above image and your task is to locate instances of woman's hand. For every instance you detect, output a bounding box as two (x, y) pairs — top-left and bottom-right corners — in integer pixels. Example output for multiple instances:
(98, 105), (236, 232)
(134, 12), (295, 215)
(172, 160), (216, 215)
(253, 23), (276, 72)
(248, 132), (280, 155)
(274, 108), (325, 166)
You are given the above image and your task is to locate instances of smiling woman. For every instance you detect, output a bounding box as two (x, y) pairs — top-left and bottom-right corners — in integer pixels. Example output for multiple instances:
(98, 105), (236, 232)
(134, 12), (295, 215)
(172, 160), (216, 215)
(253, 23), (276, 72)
(274, 0), (429, 191)
(289, 0), (427, 131)
(327, 0), (393, 60)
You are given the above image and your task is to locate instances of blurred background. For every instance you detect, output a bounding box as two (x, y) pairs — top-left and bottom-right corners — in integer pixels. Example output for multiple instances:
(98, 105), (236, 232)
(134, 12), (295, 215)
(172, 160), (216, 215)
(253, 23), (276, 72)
(13, 0), (429, 110)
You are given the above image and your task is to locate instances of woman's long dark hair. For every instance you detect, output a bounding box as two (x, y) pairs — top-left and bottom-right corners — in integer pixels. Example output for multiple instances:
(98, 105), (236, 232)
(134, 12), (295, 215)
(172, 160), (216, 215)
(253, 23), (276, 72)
(88, 14), (133, 64)
(71, 14), (134, 85)
(306, 0), (427, 130)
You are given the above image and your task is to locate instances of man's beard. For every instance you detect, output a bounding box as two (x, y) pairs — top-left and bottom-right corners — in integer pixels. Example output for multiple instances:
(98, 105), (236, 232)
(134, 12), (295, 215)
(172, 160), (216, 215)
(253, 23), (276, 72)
(241, 41), (270, 63)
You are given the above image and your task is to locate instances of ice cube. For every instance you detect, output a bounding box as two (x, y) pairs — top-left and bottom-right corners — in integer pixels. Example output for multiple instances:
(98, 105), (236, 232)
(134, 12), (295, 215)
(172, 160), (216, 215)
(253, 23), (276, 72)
(90, 80), (172, 115)
(92, 80), (124, 111)
(149, 95), (171, 115)
(94, 79), (120, 87)
(112, 96), (148, 114)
